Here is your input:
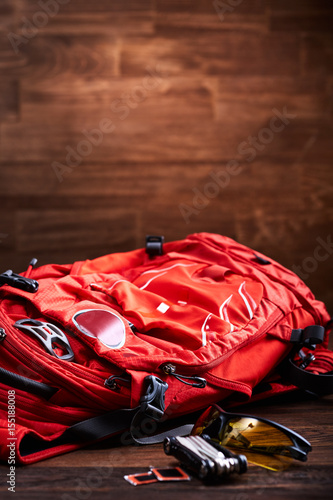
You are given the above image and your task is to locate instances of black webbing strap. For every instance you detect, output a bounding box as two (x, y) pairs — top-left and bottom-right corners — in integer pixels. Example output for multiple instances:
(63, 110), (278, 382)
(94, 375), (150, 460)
(19, 406), (194, 458)
(20, 407), (138, 457)
(280, 325), (333, 396)
(18, 374), (192, 458)
(0, 366), (57, 400)
(131, 424), (194, 445)
(283, 357), (333, 396)
(67, 407), (138, 442)
(130, 408), (194, 445)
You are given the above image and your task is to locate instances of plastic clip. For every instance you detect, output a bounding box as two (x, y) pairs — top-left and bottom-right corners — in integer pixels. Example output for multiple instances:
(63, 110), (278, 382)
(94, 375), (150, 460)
(0, 270), (39, 293)
(298, 349), (316, 369)
(140, 375), (168, 421)
(290, 325), (325, 351)
(145, 235), (164, 258)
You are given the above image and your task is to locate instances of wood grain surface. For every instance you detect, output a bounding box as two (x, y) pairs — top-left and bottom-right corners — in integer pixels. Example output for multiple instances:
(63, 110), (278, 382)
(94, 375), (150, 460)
(0, 1), (332, 312)
(0, 393), (332, 499)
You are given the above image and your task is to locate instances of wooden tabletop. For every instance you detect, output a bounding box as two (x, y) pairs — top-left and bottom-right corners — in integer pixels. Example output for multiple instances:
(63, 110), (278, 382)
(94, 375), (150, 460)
(1, 392), (332, 500)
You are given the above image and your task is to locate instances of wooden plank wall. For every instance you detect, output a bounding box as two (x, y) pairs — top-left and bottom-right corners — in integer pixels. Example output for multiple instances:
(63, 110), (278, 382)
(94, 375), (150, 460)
(0, 1), (332, 311)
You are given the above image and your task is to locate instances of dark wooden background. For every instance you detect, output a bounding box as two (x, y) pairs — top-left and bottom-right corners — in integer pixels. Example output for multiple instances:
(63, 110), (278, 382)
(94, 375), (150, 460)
(0, 0), (332, 311)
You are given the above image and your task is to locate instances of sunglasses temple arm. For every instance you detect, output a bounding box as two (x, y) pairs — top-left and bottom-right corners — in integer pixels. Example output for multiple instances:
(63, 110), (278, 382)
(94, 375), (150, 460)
(286, 445), (309, 462)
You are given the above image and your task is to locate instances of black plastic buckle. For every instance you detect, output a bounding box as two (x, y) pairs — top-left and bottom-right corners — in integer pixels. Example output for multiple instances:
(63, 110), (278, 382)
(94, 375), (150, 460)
(140, 375), (168, 421)
(290, 325), (325, 351)
(0, 270), (39, 293)
(253, 253), (271, 265)
(146, 235), (164, 258)
(290, 325), (324, 370)
(298, 349), (316, 369)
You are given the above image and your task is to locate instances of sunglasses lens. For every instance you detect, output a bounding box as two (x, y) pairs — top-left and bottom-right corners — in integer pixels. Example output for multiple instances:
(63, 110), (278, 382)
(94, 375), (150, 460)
(219, 417), (295, 471)
(192, 408), (297, 471)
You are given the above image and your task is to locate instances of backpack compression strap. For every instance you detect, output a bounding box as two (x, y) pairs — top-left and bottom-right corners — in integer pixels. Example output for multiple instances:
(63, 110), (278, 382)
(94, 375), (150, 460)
(18, 376), (194, 460)
(283, 351), (333, 396)
(281, 325), (333, 396)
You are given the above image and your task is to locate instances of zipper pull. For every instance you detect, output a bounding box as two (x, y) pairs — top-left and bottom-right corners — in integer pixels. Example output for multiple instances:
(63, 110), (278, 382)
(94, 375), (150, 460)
(161, 363), (206, 389)
(26, 258), (38, 278)
(0, 328), (6, 341)
(105, 374), (131, 391)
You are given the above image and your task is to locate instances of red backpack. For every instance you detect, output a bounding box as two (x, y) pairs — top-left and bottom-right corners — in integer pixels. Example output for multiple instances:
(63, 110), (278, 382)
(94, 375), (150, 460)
(0, 232), (332, 464)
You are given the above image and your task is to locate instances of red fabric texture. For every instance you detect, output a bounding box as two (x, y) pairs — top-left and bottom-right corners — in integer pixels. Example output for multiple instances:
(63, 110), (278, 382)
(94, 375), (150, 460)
(0, 233), (331, 464)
